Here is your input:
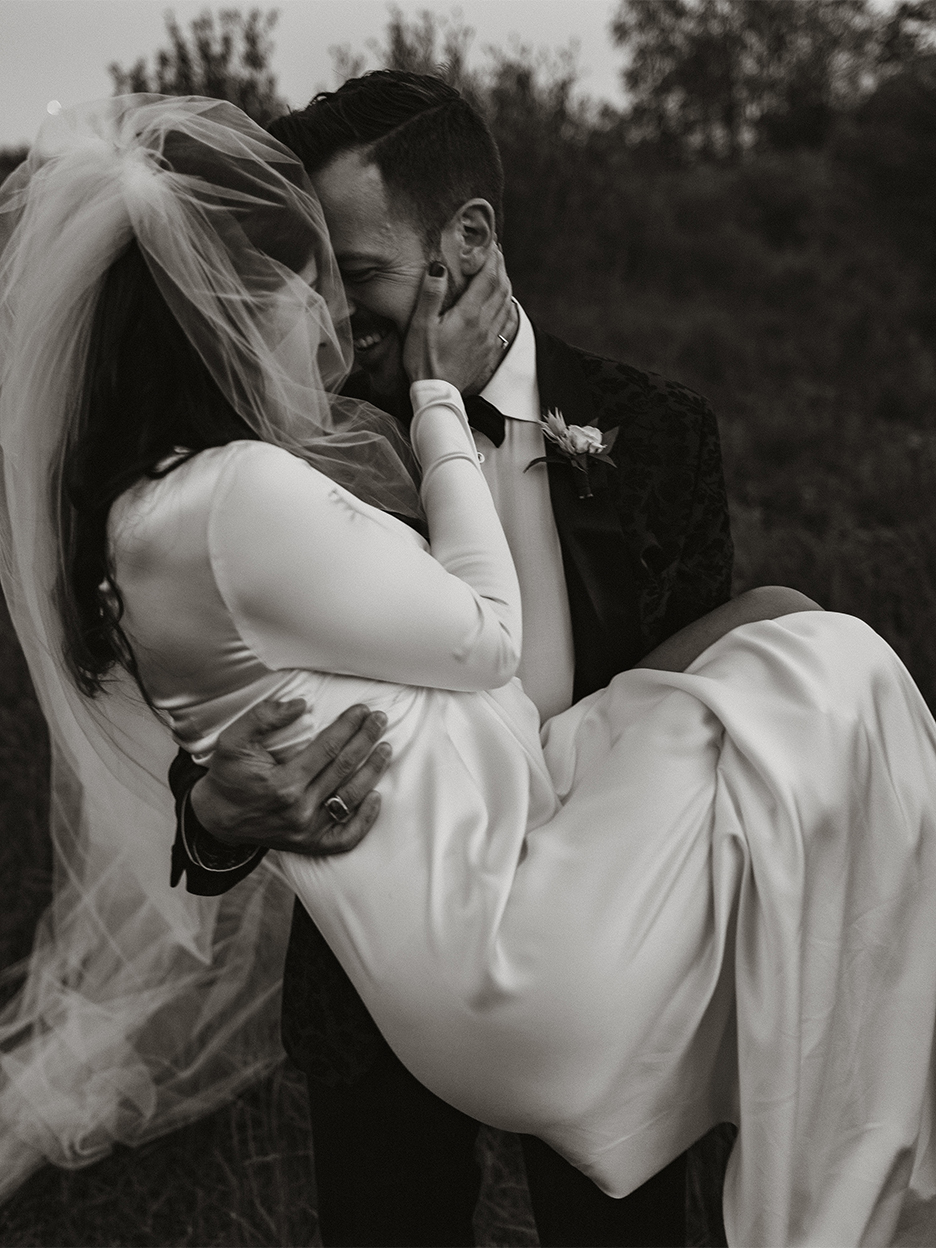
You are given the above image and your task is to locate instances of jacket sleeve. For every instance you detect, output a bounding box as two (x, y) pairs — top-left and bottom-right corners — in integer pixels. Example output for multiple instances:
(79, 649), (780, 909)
(168, 747), (267, 897)
(657, 396), (734, 641)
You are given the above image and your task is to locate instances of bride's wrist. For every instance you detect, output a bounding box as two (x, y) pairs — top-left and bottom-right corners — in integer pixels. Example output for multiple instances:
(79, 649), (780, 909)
(409, 381), (476, 468)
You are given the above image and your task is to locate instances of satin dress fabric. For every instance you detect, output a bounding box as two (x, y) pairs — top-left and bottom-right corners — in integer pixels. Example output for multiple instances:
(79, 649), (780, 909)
(111, 397), (936, 1247)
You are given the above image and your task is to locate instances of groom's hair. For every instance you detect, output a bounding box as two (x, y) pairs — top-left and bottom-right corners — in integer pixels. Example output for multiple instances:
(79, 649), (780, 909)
(268, 71), (504, 246)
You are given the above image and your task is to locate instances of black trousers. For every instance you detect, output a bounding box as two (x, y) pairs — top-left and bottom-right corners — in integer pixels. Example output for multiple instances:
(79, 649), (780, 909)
(306, 1046), (686, 1248)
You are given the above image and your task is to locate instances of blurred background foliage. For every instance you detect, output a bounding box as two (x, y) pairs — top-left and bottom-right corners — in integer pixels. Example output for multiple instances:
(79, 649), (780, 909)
(108, 7), (288, 124)
(358, 0), (936, 706)
(3, 2), (936, 1243)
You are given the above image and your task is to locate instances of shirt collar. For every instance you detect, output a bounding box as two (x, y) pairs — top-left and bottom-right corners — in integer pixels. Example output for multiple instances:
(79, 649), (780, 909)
(479, 301), (540, 423)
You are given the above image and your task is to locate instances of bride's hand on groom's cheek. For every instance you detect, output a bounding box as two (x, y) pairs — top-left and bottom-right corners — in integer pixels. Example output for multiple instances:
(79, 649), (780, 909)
(190, 701), (391, 855)
(403, 245), (512, 393)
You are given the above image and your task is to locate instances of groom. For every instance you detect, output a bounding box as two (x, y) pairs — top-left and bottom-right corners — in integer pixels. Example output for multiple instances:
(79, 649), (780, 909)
(169, 71), (734, 1247)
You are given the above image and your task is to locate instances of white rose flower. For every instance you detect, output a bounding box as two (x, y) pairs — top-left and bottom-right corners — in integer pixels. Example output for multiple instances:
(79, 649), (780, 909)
(566, 424), (605, 454)
(533, 410), (617, 499)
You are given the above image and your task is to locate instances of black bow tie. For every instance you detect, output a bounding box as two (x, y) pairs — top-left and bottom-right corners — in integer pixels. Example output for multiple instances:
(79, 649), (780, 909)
(464, 394), (506, 448)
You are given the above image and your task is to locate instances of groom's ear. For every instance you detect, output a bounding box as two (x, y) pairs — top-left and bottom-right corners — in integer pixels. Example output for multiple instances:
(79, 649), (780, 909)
(439, 199), (497, 278)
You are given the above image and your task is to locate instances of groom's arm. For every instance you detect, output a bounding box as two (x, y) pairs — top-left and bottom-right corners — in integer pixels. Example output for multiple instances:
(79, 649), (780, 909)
(657, 395), (734, 641)
(169, 700), (392, 896)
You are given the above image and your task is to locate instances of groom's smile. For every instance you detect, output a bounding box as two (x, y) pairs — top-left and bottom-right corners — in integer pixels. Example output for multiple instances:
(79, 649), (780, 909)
(311, 150), (457, 400)
(349, 308), (396, 367)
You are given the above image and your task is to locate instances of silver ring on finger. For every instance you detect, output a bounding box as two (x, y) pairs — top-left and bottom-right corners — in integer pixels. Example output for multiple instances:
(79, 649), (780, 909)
(324, 793), (353, 824)
(497, 333), (509, 350)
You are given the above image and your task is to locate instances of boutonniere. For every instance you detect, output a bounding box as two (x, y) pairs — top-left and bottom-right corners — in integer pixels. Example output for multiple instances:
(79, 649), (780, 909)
(525, 409), (619, 499)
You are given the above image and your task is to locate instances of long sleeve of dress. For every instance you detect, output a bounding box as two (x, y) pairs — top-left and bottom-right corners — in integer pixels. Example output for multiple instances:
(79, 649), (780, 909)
(209, 381), (522, 692)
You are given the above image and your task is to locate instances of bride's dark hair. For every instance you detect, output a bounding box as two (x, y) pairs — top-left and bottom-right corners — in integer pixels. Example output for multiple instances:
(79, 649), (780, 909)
(59, 131), (316, 698)
(58, 239), (256, 697)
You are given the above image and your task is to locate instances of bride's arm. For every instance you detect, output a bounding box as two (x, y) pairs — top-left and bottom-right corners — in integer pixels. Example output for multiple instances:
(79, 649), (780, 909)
(211, 417), (521, 691)
(210, 250), (521, 692)
(175, 252), (518, 860)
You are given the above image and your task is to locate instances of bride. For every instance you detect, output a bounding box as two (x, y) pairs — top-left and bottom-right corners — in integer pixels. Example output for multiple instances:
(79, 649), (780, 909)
(3, 95), (936, 1247)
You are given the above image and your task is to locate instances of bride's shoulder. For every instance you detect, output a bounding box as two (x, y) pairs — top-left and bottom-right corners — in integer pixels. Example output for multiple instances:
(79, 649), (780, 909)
(111, 441), (315, 539)
(146, 440), (322, 509)
(115, 441), (352, 558)
(216, 438), (307, 478)
(211, 439), (329, 510)
(209, 442), (403, 545)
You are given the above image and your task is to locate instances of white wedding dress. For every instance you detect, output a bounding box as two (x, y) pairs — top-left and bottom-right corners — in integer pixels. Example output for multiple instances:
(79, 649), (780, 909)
(111, 380), (936, 1247)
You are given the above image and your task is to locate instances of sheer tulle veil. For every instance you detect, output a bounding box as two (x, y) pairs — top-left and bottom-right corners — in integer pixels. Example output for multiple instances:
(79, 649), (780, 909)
(0, 95), (422, 1198)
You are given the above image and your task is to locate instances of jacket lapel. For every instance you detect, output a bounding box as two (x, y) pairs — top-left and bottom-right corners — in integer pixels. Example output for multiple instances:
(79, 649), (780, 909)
(534, 327), (643, 699)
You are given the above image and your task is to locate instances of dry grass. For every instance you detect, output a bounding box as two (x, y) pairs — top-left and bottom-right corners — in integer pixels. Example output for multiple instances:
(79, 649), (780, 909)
(0, 1063), (318, 1248)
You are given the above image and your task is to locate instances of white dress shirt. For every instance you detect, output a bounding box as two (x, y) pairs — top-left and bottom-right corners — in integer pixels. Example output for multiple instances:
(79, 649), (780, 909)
(475, 304), (575, 721)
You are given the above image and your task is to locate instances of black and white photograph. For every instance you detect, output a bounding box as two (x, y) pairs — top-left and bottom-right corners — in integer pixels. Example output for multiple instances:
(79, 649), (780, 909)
(3, 2), (936, 1245)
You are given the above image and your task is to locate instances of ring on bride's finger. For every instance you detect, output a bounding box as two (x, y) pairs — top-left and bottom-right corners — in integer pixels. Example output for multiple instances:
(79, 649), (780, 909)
(324, 794), (353, 824)
(497, 334), (509, 350)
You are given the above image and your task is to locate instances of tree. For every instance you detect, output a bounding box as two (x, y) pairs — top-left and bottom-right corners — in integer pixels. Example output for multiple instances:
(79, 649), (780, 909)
(877, 1), (936, 68)
(375, 5), (473, 85)
(109, 8), (286, 126)
(611, 0), (878, 160)
(329, 6), (484, 107)
(836, 50), (936, 270)
(327, 7), (605, 291)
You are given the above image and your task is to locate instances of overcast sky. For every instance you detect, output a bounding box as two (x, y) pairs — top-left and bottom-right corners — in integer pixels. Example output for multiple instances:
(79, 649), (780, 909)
(0, 0), (626, 149)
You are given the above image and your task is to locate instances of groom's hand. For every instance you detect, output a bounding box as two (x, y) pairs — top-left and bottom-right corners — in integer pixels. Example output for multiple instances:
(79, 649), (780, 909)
(190, 701), (390, 855)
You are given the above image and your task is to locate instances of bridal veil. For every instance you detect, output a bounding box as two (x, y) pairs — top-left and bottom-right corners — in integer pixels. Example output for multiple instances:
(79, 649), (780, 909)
(0, 95), (420, 1198)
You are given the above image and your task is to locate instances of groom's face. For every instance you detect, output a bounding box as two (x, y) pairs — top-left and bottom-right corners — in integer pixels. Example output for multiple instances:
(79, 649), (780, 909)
(311, 150), (452, 401)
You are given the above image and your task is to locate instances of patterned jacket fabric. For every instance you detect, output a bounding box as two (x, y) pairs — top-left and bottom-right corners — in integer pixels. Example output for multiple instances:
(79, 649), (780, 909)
(168, 331), (734, 1086)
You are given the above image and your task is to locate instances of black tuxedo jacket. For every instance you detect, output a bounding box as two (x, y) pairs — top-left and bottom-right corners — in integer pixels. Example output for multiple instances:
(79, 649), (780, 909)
(168, 329), (734, 1086)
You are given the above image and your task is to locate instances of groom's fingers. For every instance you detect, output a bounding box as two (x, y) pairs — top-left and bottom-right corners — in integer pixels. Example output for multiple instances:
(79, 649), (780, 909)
(273, 737), (390, 855)
(310, 791), (382, 856)
(317, 736), (392, 820)
(193, 702), (389, 851)
(286, 705), (387, 790)
(255, 706), (392, 853)
(214, 697), (309, 762)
